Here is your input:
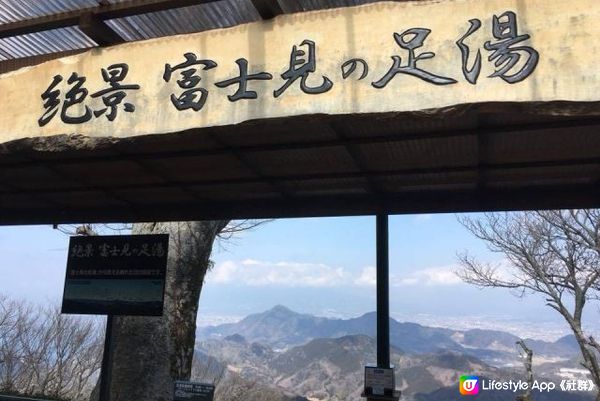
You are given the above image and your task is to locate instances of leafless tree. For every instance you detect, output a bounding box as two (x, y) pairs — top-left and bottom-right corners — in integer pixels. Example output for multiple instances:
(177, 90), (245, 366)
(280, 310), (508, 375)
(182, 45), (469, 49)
(42, 306), (103, 400)
(0, 295), (103, 400)
(215, 373), (258, 401)
(0, 295), (27, 394)
(191, 354), (226, 386)
(191, 355), (277, 401)
(457, 210), (600, 399)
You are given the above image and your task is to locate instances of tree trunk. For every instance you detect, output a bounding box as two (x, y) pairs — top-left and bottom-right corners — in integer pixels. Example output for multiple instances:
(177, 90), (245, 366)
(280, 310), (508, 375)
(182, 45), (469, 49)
(91, 221), (228, 401)
(562, 312), (600, 395)
(516, 340), (533, 401)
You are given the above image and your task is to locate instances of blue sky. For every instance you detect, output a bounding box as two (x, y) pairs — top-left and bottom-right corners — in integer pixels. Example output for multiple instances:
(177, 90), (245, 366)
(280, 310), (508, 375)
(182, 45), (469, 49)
(0, 213), (568, 339)
(200, 214), (555, 323)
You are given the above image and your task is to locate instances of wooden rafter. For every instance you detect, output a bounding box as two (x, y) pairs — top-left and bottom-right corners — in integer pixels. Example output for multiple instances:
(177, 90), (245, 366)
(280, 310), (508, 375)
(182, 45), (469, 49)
(79, 13), (125, 46)
(249, 0), (284, 20)
(0, 0), (221, 40)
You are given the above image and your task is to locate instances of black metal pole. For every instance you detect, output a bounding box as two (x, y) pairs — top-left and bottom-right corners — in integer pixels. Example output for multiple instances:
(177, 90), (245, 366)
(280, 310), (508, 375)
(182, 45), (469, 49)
(99, 315), (113, 401)
(376, 214), (390, 369)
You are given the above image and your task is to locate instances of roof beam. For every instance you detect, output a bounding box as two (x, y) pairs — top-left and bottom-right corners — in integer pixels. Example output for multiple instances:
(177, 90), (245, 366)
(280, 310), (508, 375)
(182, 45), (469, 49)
(79, 13), (125, 46)
(329, 122), (381, 195)
(4, 156), (599, 196)
(206, 132), (293, 199)
(127, 157), (213, 203)
(250, 0), (284, 19)
(3, 117), (600, 168)
(3, 185), (600, 225)
(0, 0), (221, 40)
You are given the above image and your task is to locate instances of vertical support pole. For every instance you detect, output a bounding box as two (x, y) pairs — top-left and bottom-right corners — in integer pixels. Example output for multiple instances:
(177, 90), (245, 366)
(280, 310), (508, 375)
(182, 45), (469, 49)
(99, 315), (114, 401)
(376, 214), (390, 369)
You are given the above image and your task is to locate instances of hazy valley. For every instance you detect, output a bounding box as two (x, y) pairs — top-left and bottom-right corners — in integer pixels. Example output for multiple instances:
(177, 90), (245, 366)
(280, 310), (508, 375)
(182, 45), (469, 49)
(194, 306), (593, 401)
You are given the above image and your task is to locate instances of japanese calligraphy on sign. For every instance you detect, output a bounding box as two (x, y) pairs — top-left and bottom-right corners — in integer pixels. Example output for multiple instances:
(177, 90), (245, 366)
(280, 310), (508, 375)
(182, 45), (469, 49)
(62, 234), (169, 316)
(39, 64), (140, 126)
(36, 10), (538, 124)
(1, 0), (599, 144)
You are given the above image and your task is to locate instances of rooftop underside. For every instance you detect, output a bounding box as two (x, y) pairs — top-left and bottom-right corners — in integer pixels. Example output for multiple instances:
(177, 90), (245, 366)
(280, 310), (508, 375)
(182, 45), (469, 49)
(2, 102), (600, 224)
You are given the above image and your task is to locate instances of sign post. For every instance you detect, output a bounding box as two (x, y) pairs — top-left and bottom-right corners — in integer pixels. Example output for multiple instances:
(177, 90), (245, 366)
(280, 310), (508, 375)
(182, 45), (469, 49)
(362, 215), (399, 401)
(62, 233), (169, 401)
(99, 315), (114, 401)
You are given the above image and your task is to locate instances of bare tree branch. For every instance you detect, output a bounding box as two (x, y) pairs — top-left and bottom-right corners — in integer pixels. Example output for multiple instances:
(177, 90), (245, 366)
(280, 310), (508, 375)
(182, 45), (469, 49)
(457, 210), (600, 398)
(217, 219), (273, 241)
(0, 295), (102, 400)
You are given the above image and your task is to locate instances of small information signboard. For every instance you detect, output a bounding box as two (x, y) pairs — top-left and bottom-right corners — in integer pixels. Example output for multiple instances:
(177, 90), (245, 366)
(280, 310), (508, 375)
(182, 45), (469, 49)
(364, 365), (395, 397)
(61, 234), (168, 316)
(174, 381), (215, 401)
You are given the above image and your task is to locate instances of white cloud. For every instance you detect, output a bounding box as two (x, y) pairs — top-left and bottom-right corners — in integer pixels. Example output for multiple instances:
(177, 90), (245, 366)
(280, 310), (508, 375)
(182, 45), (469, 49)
(208, 259), (348, 287)
(350, 265), (464, 287)
(209, 260), (469, 288)
(354, 266), (376, 286)
(419, 266), (463, 286)
(241, 259), (261, 266)
(352, 265), (463, 287)
(413, 214), (433, 223)
(210, 260), (239, 283)
(392, 265), (463, 287)
(395, 277), (420, 286)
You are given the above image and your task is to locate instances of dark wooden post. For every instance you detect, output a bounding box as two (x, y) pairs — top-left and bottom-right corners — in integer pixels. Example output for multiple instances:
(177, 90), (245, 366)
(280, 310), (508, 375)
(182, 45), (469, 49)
(376, 214), (390, 369)
(99, 315), (114, 401)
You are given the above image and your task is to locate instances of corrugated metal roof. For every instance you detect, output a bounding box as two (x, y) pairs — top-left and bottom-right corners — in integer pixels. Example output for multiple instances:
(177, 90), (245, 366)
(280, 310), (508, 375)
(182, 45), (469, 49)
(0, 0), (98, 23)
(105, 1), (260, 41)
(0, 26), (97, 59)
(0, 0), (392, 62)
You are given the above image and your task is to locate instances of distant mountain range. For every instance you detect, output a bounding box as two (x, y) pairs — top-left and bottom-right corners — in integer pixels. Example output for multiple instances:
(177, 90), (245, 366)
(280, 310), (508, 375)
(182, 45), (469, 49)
(198, 332), (497, 400)
(197, 332), (590, 401)
(198, 305), (579, 366)
(195, 306), (593, 401)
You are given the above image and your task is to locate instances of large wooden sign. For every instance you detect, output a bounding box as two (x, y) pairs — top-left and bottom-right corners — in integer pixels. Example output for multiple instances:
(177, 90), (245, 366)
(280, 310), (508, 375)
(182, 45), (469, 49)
(1, 0), (599, 144)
